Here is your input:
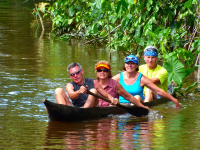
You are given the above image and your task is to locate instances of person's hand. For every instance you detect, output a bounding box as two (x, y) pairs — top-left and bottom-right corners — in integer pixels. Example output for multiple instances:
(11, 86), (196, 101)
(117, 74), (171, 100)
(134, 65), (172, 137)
(108, 95), (118, 105)
(175, 101), (182, 109)
(78, 85), (88, 94)
(136, 103), (150, 110)
(173, 99), (181, 108)
(143, 106), (150, 110)
(111, 98), (118, 105)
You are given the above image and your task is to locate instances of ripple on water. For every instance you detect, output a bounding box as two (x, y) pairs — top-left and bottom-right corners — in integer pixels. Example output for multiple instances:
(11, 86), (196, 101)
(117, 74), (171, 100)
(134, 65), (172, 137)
(148, 110), (163, 121)
(8, 91), (21, 95)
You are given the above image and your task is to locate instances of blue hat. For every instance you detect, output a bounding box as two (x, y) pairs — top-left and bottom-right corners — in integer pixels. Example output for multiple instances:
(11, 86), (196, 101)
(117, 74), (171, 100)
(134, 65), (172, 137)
(124, 55), (139, 65)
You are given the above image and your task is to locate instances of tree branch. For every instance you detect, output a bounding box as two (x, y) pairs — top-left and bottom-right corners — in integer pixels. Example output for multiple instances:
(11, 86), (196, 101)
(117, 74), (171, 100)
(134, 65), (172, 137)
(84, 24), (121, 44)
(34, 3), (45, 32)
(187, 26), (199, 51)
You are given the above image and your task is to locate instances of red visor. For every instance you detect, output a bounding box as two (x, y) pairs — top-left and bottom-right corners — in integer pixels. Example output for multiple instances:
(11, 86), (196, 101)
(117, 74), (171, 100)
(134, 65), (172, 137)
(96, 64), (110, 69)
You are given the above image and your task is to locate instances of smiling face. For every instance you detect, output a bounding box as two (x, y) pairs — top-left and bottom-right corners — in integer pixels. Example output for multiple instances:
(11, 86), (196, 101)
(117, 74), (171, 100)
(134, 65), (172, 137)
(69, 66), (84, 85)
(124, 61), (138, 73)
(95, 61), (112, 80)
(96, 68), (110, 80)
(144, 55), (158, 69)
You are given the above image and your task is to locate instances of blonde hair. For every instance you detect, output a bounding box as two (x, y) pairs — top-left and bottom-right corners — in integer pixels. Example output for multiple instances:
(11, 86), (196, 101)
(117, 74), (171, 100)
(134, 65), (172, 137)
(95, 60), (112, 79)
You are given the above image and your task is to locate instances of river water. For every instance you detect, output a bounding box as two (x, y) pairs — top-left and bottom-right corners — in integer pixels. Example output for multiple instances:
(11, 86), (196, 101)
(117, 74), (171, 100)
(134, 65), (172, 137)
(1, 1), (200, 149)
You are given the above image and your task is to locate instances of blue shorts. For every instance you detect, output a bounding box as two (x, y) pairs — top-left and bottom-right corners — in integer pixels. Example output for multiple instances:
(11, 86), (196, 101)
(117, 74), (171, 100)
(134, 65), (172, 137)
(156, 94), (162, 99)
(144, 94), (162, 100)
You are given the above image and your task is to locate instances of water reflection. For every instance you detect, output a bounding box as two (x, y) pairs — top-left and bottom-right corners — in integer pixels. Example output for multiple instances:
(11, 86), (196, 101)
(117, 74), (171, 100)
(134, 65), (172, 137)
(43, 117), (157, 149)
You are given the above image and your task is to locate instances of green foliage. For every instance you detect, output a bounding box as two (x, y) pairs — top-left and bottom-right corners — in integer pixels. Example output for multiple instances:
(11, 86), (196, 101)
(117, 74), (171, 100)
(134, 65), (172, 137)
(163, 56), (198, 96)
(163, 57), (187, 85)
(161, 37), (200, 96)
(34, 0), (199, 52)
(32, 0), (200, 95)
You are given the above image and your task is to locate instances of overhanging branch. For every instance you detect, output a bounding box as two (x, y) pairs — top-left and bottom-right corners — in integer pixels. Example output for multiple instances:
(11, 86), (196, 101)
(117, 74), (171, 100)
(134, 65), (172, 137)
(84, 24), (121, 44)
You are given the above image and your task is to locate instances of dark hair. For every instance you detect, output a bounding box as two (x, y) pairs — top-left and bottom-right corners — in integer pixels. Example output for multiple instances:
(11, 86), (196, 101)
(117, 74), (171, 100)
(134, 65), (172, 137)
(67, 62), (82, 72)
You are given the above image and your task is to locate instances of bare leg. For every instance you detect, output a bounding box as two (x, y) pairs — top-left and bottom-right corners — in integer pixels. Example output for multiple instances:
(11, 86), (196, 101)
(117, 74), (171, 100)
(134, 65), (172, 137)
(55, 88), (72, 106)
(144, 88), (157, 102)
(83, 88), (99, 108)
(134, 95), (143, 103)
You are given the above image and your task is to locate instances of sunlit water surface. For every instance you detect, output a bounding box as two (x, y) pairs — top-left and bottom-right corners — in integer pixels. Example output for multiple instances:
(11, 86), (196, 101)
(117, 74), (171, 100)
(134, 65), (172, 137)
(1, 1), (200, 149)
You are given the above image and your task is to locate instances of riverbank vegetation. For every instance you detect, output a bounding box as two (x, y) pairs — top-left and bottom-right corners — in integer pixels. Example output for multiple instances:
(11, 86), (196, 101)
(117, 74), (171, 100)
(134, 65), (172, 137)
(32, 0), (200, 96)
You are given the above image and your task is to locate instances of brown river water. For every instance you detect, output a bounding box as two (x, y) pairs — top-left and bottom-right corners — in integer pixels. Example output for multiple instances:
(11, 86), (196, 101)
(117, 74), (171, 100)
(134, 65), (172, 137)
(1, 1), (200, 149)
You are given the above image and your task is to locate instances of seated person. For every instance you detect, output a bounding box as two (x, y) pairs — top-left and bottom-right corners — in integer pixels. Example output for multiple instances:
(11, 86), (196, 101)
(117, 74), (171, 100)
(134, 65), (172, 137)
(95, 60), (149, 110)
(139, 46), (168, 102)
(55, 62), (117, 108)
(112, 55), (181, 108)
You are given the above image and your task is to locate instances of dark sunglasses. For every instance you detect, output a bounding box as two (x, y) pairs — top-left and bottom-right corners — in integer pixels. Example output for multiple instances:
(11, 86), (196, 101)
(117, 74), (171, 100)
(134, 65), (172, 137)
(69, 69), (81, 77)
(97, 69), (109, 72)
(144, 48), (158, 53)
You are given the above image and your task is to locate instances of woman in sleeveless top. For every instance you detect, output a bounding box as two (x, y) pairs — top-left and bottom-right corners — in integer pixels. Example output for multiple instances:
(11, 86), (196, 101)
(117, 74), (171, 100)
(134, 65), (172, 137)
(112, 55), (181, 108)
(95, 60), (149, 110)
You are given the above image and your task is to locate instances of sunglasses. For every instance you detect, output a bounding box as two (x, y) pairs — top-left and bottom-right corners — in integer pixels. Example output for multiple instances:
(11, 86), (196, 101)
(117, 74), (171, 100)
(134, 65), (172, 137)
(69, 69), (81, 77)
(97, 69), (109, 72)
(124, 57), (137, 61)
(144, 48), (158, 53)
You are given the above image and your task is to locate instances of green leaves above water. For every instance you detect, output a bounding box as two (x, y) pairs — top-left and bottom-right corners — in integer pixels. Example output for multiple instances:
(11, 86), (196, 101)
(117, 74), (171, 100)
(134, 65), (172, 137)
(163, 56), (198, 96)
(163, 56), (187, 85)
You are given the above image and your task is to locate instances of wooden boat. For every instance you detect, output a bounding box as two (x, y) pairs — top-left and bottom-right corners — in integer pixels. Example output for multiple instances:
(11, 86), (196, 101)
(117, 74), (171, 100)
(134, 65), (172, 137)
(43, 99), (129, 121)
(43, 84), (174, 121)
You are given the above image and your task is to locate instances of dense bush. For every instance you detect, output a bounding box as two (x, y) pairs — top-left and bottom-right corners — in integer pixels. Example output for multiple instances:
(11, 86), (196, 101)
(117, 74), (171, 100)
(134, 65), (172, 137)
(33, 0), (200, 95)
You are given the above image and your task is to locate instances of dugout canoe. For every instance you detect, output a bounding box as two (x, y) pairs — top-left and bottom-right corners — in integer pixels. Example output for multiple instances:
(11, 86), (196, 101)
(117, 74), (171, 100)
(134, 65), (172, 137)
(43, 84), (174, 121)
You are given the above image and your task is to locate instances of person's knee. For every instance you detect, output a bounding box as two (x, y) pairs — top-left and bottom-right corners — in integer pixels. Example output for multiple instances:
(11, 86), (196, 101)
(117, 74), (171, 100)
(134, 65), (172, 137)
(90, 88), (97, 94)
(135, 95), (143, 103)
(145, 89), (155, 97)
(55, 88), (64, 95)
(88, 88), (98, 107)
(145, 88), (156, 100)
(135, 95), (140, 99)
(145, 88), (152, 94)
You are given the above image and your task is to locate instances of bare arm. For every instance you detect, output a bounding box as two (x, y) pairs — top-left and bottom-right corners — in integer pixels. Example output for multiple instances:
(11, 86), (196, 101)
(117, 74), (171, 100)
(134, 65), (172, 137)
(112, 73), (120, 82)
(150, 77), (160, 84)
(66, 83), (87, 100)
(116, 83), (149, 109)
(141, 75), (181, 108)
(149, 67), (168, 84)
